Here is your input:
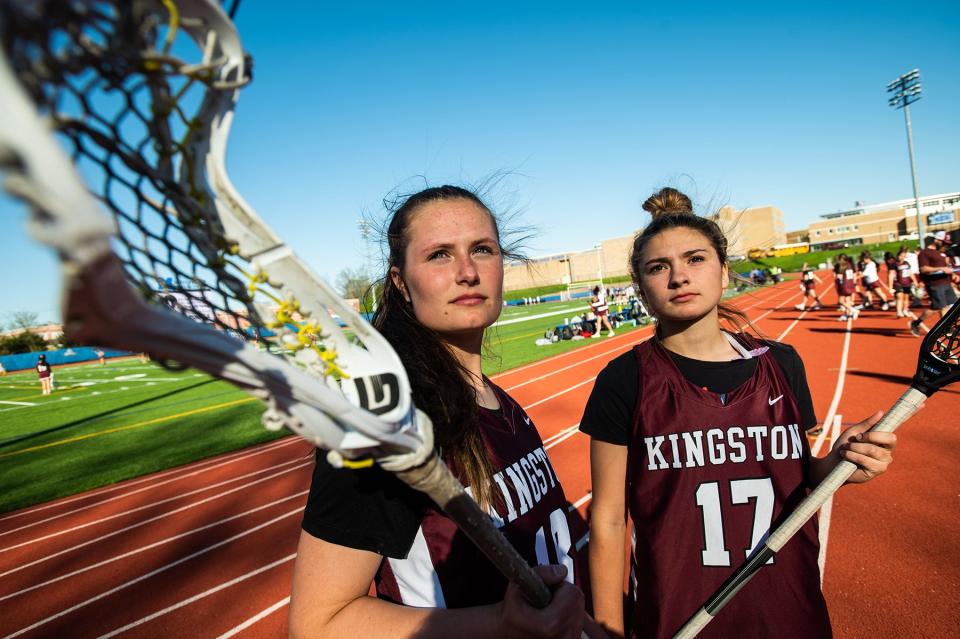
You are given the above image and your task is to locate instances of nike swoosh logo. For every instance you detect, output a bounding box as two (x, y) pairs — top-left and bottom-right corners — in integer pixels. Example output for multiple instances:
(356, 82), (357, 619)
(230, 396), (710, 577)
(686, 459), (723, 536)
(523, 416), (531, 426)
(768, 395), (783, 406)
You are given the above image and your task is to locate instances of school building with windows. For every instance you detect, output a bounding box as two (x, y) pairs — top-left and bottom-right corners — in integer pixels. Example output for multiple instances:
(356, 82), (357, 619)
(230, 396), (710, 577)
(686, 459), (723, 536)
(502, 191), (958, 293)
(803, 192), (960, 250)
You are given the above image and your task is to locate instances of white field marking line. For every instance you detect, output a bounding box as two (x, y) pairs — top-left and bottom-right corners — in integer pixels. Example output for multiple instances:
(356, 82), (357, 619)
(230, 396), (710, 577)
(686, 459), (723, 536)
(811, 317), (854, 457)
(0, 459), (310, 558)
(521, 377), (596, 411)
(0, 401), (36, 407)
(94, 554), (297, 639)
(0, 463), (309, 581)
(816, 414), (843, 584)
(0, 379), (210, 414)
(0, 436), (301, 529)
(503, 335), (653, 393)
(493, 306), (585, 327)
(4, 512), (301, 639)
(0, 437), (302, 536)
(216, 597), (291, 639)
(0, 491), (308, 603)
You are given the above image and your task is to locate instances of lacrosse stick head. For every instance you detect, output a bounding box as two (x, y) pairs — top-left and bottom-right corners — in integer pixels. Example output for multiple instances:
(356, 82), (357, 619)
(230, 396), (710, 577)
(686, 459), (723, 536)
(0, 0), (428, 466)
(913, 301), (960, 395)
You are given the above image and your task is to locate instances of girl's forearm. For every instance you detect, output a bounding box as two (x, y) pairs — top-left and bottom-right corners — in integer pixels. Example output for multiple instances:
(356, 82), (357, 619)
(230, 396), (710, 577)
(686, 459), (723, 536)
(292, 596), (502, 639)
(589, 521), (628, 637)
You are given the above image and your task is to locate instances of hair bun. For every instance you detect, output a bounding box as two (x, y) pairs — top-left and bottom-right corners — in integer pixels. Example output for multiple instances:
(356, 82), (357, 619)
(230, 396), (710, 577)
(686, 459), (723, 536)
(642, 187), (693, 218)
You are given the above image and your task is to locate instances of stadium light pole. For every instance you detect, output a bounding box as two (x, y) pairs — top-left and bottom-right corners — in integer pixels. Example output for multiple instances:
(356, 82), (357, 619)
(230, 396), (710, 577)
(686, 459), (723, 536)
(357, 219), (377, 312)
(595, 243), (604, 288)
(886, 68), (925, 242)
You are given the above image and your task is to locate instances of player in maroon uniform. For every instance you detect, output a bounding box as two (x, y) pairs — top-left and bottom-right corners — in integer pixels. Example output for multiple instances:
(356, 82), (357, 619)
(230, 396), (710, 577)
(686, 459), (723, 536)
(909, 232), (958, 336)
(836, 255), (860, 321)
(889, 247), (919, 318)
(289, 186), (596, 639)
(35, 354), (53, 395)
(793, 263), (823, 311)
(590, 286), (616, 337)
(582, 187), (898, 639)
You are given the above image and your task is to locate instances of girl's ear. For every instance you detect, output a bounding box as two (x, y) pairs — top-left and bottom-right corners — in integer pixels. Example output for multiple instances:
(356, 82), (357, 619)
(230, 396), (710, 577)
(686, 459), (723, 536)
(390, 266), (411, 302)
(721, 262), (729, 290)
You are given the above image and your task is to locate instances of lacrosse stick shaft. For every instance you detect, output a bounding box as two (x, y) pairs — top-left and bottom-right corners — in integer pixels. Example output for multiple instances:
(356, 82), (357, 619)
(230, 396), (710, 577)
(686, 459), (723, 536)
(397, 455), (553, 608)
(673, 386), (927, 639)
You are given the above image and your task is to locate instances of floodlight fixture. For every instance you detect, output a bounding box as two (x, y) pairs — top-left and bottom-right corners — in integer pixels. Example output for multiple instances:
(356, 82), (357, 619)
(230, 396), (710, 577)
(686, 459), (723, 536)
(886, 69), (925, 241)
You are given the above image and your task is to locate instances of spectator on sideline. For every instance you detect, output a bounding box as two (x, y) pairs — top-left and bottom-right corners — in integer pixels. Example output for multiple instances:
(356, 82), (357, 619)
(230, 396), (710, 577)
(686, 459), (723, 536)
(910, 232), (957, 336)
(36, 354), (53, 395)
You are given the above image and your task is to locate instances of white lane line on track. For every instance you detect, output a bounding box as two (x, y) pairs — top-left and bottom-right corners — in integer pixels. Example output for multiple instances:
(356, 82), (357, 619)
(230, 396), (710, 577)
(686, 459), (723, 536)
(0, 461), (310, 570)
(0, 491), (308, 603)
(544, 425), (581, 449)
(542, 424), (579, 447)
(522, 377), (596, 411)
(811, 317), (854, 457)
(0, 436), (301, 526)
(216, 597), (290, 639)
(95, 555), (294, 639)
(504, 336), (652, 393)
(816, 414), (843, 584)
(4, 511), (301, 639)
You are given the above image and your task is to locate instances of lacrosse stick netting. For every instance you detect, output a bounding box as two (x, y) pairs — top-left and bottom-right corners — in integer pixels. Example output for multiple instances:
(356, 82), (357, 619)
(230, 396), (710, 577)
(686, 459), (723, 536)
(0, 0), (423, 462)
(0, 0), (555, 607)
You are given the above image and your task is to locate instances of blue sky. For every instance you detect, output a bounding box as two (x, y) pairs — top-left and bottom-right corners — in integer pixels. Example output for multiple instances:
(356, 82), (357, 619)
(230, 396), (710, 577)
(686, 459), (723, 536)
(2, 0), (958, 323)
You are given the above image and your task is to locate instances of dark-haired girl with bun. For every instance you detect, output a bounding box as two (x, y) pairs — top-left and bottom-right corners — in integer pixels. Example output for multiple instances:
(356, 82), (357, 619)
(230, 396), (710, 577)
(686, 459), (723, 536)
(290, 186), (599, 639)
(581, 187), (898, 639)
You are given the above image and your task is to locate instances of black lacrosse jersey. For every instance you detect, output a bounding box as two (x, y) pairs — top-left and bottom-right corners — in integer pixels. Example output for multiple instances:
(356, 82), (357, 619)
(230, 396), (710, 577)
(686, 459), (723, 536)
(626, 335), (831, 639)
(301, 380), (578, 609)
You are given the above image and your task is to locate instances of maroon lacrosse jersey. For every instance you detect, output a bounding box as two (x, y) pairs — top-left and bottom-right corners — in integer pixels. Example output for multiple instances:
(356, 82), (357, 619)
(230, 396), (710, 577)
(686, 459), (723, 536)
(627, 337), (830, 639)
(375, 381), (579, 608)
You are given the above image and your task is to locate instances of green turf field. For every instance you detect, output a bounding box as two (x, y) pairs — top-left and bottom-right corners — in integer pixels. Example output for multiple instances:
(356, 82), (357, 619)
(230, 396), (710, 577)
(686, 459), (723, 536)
(0, 359), (280, 513)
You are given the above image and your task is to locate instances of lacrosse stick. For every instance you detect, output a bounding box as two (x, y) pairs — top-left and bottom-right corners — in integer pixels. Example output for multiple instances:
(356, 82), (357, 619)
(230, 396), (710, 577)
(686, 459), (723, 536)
(674, 300), (960, 638)
(0, 0), (551, 608)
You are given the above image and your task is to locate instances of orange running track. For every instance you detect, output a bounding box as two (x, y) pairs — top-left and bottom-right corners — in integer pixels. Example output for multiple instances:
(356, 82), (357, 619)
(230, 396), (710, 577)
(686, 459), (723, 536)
(1, 277), (957, 638)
